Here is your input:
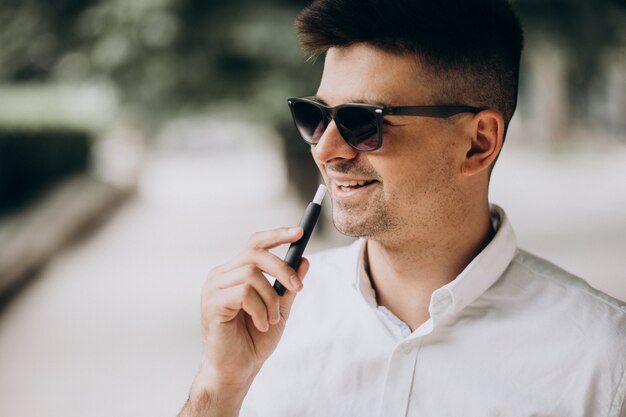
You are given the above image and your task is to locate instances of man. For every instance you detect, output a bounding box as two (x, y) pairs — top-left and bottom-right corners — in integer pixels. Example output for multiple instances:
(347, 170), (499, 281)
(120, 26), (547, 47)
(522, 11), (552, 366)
(179, 0), (626, 416)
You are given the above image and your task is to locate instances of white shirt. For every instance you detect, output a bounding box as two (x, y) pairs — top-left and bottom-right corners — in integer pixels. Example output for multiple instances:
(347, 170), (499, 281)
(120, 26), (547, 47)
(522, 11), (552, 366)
(241, 206), (626, 417)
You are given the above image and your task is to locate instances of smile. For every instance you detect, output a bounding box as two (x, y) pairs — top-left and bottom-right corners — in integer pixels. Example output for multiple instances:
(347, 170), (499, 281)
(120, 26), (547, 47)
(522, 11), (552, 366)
(335, 179), (376, 192)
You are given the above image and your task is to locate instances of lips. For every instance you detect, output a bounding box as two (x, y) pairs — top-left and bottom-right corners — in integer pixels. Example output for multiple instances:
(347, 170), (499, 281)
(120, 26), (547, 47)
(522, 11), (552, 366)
(334, 179), (376, 192)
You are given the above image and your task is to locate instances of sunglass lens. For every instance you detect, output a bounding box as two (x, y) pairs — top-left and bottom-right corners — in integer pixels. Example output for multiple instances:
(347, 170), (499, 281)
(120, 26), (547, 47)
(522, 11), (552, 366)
(292, 101), (325, 144)
(337, 107), (379, 151)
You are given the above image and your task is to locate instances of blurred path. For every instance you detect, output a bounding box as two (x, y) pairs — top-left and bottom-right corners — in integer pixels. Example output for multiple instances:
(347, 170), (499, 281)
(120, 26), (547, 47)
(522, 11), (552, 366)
(0, 136), (625, 417)
(0, 139), (346, 417)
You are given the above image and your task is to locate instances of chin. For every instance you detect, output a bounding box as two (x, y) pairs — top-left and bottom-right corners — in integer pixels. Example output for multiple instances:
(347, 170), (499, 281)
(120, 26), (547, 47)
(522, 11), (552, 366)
(330, 197), (396, 237)
(332, 212), (391, 238)
(333, 222), (364, 238)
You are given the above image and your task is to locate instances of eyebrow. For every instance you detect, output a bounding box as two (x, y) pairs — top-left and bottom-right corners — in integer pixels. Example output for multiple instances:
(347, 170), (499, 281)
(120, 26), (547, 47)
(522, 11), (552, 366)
(310, 96), (328, 105)
(312, 95), (392, 108)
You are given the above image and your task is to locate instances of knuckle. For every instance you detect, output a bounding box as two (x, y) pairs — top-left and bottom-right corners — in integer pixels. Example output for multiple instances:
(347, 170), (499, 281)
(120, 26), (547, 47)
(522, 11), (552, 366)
(237, 248), (256, 263)
(242, 264), (259, 276)
(200, 292), (216, 320)
(267, 291), (279, 307)
(240, 283), (254, 298)
(244, 247), (260, 260)
(207, 264), (224, 279)
(202, 276), (216, 296)
(248, 231), (264, 245)
(279, 265), (295, 280)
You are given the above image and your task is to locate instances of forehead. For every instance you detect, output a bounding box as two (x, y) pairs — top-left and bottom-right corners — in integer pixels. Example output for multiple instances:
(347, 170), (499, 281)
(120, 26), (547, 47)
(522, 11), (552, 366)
(316, 43), (434, 106)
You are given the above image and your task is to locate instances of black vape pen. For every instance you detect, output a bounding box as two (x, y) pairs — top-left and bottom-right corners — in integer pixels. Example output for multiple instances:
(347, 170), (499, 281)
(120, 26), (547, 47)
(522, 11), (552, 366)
(274, 184), (327, 296)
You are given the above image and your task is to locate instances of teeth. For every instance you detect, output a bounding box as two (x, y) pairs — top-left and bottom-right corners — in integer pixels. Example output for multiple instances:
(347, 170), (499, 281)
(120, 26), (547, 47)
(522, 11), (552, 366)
(336, 180), (371, 187)
(335, 179), (374, 192)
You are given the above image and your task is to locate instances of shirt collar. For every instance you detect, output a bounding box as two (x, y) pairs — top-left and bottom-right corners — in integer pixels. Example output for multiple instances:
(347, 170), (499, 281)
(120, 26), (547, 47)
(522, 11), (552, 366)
(355, 204), (518, 319)
(356, 240), (378, 308)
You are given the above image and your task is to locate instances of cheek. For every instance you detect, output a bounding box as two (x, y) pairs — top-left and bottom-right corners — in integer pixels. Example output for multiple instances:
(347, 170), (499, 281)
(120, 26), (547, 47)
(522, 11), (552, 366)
(380, 129), (461, 201)
(379, 125), (442, 177)
(313, 155), (327, 177)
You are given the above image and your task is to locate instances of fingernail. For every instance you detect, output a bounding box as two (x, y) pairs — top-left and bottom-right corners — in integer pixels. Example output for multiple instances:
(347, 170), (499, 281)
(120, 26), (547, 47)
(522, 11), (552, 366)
(262, 319), (269, 332)
(289, 275), (302, 290)
(288, 227), (301, 234)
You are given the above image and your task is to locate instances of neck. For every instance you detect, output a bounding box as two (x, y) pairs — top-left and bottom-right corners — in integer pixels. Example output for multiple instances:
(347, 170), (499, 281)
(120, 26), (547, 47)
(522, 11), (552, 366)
(366, 203), (494, 330)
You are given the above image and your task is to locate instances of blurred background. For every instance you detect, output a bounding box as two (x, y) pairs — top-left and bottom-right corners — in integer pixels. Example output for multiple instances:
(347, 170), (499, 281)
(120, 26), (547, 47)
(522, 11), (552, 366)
(0, 0), (624, 416)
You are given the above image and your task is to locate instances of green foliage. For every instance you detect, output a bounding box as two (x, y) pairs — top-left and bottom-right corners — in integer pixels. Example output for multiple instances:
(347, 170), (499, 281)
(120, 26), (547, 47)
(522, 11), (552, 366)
(1, 0), (623, 129)
(0, 0), (323, 122)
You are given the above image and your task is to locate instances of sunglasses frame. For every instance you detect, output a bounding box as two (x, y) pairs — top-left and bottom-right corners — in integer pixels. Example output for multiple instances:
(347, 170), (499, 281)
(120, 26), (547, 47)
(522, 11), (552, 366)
(287, 96), (485, 152)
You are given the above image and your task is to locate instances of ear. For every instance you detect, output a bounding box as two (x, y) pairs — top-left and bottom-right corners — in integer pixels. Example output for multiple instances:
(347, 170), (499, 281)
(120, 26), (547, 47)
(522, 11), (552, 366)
(461, 110), (504, 176)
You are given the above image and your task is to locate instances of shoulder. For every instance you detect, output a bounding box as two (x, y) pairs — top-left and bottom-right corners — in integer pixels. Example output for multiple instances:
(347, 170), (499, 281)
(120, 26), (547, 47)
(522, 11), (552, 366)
(512, 249), (625, 313)
(497, 249), (626, 356)
(511, 251), (626, 411)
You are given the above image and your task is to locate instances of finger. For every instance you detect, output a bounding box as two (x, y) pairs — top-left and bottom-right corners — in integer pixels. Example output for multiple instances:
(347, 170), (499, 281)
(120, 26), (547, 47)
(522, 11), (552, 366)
(217, 284), (270, 332)
(278, 257), (310, 320)
(247, 227), (304, 250)
(221, 249), (303, 293)
(212, 265), (281, 325)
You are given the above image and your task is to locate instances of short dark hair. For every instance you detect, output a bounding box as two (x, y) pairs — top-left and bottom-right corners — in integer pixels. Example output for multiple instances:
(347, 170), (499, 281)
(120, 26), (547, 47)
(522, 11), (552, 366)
(296, 0), (524, 131)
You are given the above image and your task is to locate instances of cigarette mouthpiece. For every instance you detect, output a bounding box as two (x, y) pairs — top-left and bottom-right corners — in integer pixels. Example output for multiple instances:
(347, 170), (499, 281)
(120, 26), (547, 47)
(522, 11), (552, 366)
(313, 184), (327, 205)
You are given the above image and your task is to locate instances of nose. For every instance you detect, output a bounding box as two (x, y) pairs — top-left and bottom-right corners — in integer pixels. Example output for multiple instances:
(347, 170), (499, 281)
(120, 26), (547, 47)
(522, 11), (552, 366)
(311, 120), (360, 164)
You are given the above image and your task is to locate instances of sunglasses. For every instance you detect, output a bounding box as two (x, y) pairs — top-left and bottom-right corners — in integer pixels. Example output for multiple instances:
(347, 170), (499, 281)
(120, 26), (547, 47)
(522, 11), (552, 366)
(288, 96), (484, 152)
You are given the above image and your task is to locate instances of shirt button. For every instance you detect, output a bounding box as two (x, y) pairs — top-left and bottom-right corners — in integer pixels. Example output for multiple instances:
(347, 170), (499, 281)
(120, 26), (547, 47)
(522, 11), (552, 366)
(401, 342), (412, 354)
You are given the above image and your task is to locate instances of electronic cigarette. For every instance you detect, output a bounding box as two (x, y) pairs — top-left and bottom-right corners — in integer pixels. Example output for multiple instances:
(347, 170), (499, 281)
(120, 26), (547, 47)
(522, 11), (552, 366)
(274, 184), (327, 296)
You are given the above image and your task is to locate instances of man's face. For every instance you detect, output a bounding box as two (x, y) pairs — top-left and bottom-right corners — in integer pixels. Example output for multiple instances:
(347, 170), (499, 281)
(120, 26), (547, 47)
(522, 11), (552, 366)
(312, 43), (471, 244)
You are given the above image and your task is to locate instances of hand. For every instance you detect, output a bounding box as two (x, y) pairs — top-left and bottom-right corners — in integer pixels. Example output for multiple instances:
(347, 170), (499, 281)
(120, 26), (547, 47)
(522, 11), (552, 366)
(183, 227), (309, 416)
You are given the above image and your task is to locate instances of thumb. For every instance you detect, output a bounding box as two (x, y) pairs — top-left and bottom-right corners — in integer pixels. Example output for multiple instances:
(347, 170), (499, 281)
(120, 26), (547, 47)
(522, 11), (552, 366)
(278, 257), (310, 319)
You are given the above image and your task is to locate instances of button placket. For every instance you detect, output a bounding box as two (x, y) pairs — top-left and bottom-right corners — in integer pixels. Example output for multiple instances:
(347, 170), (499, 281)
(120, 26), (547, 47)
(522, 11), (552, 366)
(378, 341), (421, 417)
